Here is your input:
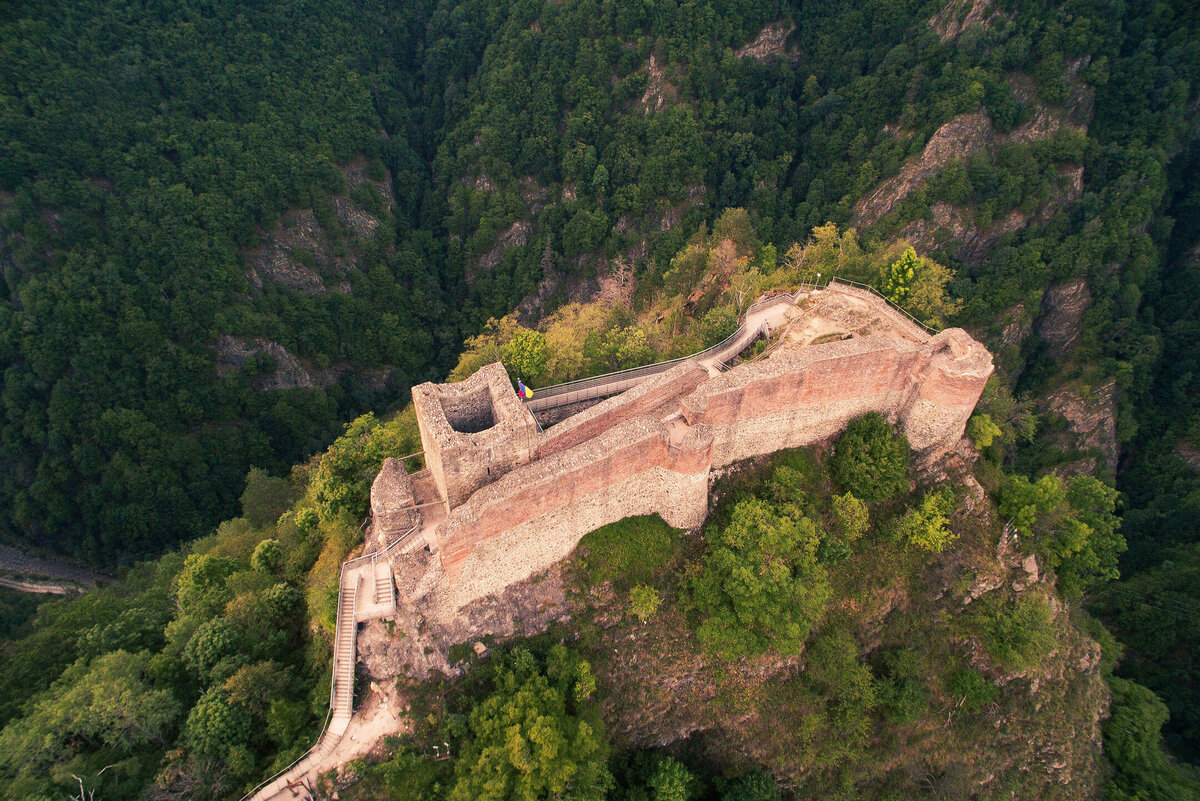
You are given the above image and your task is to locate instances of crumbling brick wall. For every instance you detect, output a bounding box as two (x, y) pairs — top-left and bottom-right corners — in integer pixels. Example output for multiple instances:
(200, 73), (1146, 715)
(679, 329), (991, 466)
(412, 363), (539, 508)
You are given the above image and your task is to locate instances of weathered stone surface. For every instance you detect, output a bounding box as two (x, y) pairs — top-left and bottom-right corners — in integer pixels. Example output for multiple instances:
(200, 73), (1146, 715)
(369, 458), (418, 546)
(736, 21), (796, 60)
(212, 335), (316, 390)
(412, 363), (540, 509)
(854, 112), (994, 228)
(476, 220), (530, 273)
(929, 0), (1009, 42)
(1042, 379), (1119, 475)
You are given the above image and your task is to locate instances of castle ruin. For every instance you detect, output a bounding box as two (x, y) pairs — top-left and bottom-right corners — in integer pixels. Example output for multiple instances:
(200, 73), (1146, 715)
(377, 282), (994, 617)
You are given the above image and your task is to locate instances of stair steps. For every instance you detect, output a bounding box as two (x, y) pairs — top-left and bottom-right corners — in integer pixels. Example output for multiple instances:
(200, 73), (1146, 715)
(373, 570), (393, 605)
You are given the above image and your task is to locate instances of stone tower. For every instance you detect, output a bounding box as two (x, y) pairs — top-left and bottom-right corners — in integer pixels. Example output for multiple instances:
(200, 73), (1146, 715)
(411, 363), (540, 509)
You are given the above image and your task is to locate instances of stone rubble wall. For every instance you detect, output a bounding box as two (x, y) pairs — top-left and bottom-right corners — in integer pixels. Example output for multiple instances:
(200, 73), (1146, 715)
(369, 458), (419, 546)
(681, 327), (992, 466)
(683, 335), (925, 466)
(412, 363), (539, 508)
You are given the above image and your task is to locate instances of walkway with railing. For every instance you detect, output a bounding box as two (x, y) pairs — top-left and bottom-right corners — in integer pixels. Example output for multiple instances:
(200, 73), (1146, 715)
(522, 290), (798, 413)
(522, 278), (937, 415)
(242, 521), (419, 801)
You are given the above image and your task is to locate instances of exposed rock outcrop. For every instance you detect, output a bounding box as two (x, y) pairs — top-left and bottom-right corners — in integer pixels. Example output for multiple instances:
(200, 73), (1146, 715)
(245, 209), (346, 295)
(1036, 278), (1091, 359)
(854, 58), (1094, 249)
(736, 21), (797, 60)
(1042, 380), (1119, 475)
(930, 0), (1009, 42)
(476, 219), (531, 273)
(640, 54), (678, 113)
(244, 157), (392, 295)
(213, 336), (317, 390)
(854, 112), (994, 228)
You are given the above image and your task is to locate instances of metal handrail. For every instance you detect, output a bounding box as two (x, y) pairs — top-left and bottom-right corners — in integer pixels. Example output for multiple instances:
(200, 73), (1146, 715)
(822, 277), (939, 334)
(522, 280), (936, 414)
(524, 294), (797, 411)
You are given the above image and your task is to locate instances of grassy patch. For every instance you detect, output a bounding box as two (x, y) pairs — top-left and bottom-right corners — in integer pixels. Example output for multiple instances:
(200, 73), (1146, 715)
(571, 515), (683, 592)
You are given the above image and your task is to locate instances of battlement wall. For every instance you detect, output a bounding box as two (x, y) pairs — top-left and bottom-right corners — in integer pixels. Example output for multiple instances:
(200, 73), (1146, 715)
(681, 335), (924, 466)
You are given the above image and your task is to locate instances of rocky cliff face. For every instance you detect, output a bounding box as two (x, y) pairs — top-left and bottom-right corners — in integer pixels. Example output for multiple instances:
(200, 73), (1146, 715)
(853, 55), (1094, 260)
(245, 156), (392, 296)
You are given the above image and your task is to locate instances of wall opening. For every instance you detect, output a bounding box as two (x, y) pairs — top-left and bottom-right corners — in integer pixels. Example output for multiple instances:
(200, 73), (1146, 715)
(442, 387), (497, 434)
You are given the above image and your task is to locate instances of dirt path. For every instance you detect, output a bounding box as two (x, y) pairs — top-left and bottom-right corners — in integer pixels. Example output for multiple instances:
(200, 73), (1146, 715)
(0, 576), (79, 595)
(0, 544), (102, 595)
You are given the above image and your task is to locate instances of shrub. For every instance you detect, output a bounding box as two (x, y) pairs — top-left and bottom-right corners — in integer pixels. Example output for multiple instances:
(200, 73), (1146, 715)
(447, 646), (611, 801)
(500, 326), (548, 382)
(721, 768), (781, 801)
(895, 489), (958, 553)
(239, 468), (294, 527)
(184, 688), (252, 759)
(830, 413), (911, 502)
(831, 492), (869, 543)
(998, 473), (1124, 597)
(573, 516), (680, 591)
(629, 584), (662, 623)
(978, 594), (1056, 671)
(698, 305), (739, 347)
(176, 554), (237, 617)
(967, 414), (1002, 449)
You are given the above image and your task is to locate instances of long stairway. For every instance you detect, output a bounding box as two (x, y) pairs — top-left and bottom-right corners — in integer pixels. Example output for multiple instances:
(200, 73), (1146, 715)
(331, 577), (358, 729)
(245, 573), (362, 800)
(243, 525), (417, 801)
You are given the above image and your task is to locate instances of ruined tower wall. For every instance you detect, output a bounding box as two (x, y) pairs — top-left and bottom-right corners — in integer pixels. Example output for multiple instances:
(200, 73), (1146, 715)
(898, 329), (994, 452)
(369, 458), (419, 545)
(434, 417), (712, 608)
(680, 329), (993, 467)
(412, 363), (539, 508)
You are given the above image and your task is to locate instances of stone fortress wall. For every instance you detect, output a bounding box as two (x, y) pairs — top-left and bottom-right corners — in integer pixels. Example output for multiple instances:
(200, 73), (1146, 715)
(383, 283), (994, 617)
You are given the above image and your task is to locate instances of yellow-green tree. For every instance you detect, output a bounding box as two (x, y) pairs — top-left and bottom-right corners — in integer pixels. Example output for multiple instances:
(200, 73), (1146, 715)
(501, 326), (548, 383)
(448, 646), (611, 801)
(895, 489), (958, 553)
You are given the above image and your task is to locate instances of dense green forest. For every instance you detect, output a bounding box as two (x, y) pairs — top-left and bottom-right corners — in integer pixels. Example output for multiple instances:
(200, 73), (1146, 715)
(2, 0), (1200, 798)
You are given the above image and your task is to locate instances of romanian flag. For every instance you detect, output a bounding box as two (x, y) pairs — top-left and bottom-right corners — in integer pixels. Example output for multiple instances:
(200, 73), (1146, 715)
(517, 379), (533, 399)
